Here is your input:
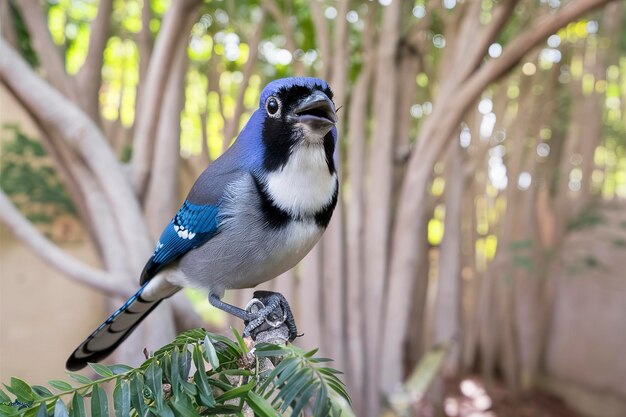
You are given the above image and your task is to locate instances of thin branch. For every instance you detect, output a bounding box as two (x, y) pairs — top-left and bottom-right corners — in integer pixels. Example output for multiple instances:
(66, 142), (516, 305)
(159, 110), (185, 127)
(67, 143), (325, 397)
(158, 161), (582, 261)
(460, 0), (520, 82)
(17, 0), (78, 101)
(223, 12), (266, 144)
(131, 0), (202, 196)
(260, 0), (304, 75)
(1, 39), (152, 271)
(381, 0), (617, 395)
(144, 15), (194, 238)
(454, 0), (616, 111)
(309, 0), (331, 79)
(76, 0), (113, 124)
(0, 0), (18, 48)
(0, 190), (134, 298)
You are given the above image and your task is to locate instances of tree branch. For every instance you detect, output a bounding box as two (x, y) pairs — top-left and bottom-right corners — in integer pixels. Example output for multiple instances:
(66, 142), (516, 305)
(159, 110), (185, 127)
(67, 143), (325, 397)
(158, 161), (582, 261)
(17, 0), (78, 101)
(309, 0), (331, 79)
(0, 190), (133, 298)
(0, 39), (152, 271)
(144, 17), (193, 238)
(0, 0), (18, 48)
(130, 0), (202, 196)
(458, 0), (615, 103)
(223, 12), (266, 144)
(381, 0), (617, 394)
(76, 0), (113, 124)
(260, 0), (304, 75)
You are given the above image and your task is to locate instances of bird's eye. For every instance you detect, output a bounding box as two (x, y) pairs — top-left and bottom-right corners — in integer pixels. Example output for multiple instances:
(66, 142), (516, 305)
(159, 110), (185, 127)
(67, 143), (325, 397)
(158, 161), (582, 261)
(266, 97), (281, 117)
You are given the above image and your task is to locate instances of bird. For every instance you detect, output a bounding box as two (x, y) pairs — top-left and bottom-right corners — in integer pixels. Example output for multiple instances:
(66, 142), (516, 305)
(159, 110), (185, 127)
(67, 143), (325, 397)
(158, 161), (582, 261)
(66, 77), (338, 371)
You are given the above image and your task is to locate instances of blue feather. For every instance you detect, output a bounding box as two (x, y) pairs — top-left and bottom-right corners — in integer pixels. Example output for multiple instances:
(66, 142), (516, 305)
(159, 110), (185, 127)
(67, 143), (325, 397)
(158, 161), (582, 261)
(140, 200), (220, 282)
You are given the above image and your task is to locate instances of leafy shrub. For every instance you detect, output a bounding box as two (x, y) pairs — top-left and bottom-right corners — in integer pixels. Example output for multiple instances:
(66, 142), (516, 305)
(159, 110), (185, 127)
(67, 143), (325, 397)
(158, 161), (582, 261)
(0, 328), (350, 417)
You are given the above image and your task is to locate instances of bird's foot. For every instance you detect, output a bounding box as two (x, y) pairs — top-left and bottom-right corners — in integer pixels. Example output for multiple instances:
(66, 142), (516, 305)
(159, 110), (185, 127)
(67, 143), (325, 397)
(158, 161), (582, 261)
(243, 291), (298, 342)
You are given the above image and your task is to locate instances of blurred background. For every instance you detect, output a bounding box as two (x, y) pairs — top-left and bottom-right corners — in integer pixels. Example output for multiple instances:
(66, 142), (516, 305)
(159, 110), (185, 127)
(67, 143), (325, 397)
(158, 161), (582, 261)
(1, 0), (625, 416)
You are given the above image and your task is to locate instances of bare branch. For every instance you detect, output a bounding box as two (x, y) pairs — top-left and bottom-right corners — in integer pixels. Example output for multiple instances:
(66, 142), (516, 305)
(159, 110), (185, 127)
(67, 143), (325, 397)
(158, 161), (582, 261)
(144, 20), (192, 238)
(364, 0), (404, 413)
(381, 0), (617, 394)
(223, 12), (266, 143)
(459, 0), (616, 103)
(17, 0), (77, 101)
(260, 0), (304, 75)
(139, 0), (154, 80)
(131, 0), (202, 196)
(0, 190), (134, 298)
(0, 39), (152, 271)
(310, 0), (331, 79)
(459, 0), (520, 82)
(76, 0), (113, 123)
(0, 0), (18, 48)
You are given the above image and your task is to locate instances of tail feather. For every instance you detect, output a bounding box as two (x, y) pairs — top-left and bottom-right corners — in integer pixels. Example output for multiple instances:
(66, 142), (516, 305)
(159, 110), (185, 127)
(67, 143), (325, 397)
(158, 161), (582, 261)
(66, 280), (178, 371)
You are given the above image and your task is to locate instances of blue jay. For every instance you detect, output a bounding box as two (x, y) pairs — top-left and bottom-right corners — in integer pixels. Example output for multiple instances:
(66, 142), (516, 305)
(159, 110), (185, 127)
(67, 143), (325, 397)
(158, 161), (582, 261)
(67, 77), (338, 371)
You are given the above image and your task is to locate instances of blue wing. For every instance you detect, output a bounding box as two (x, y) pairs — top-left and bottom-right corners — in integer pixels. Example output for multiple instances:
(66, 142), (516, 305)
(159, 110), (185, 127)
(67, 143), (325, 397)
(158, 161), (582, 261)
(140, 200), (220, 283)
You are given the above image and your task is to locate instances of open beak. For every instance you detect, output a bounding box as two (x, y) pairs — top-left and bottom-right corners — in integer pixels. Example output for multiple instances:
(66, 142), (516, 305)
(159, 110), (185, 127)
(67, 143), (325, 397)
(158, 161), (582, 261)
(294, 91), (336, 130)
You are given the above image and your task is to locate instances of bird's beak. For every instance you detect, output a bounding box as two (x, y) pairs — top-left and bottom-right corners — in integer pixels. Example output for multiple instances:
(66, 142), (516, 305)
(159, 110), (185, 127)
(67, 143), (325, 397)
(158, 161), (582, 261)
(293, 91), (336, 131)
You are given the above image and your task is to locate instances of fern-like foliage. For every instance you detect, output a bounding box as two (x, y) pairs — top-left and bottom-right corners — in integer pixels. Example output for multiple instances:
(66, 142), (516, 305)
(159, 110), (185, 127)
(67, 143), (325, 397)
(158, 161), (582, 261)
(0, 328), (351, 417)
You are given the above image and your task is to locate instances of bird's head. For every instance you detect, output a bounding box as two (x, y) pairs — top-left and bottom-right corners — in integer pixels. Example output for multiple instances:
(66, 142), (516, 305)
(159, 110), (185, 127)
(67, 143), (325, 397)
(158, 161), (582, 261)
(259, 77), (336, 141)
(254, 77), (337, 172)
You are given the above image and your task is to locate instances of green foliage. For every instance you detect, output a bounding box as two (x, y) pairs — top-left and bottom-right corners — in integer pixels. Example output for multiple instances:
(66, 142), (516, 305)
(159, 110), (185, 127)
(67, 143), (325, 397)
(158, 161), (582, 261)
(0, 125), (76, 225)
(0, 328), (350, 417)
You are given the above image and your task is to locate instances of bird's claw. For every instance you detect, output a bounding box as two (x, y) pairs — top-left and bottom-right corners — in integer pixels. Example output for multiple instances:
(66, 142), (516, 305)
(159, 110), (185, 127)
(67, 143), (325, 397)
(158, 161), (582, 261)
(243, 291), (298, 342)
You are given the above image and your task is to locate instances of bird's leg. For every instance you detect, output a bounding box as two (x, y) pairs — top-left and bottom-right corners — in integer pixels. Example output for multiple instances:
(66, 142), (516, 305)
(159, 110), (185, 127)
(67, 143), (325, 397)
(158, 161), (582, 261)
(243, 291), (298, 342)
(209, 293), (253, 321)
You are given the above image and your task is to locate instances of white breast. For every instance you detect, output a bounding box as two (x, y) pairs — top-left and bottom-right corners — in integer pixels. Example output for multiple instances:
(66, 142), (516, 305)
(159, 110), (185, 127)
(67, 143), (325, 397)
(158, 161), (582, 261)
(264, 144), (337, 216)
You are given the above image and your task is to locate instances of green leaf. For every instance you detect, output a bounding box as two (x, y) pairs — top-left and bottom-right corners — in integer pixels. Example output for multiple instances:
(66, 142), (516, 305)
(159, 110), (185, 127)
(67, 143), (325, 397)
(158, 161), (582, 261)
(90, 385), (109, 417)
(0, 387), (10, 403)
(289, 383), (317, 417)
(54, 398), (69, 417)
(304, 348), (319, 358)
(129, 375), (147, 417)
(246, 391), (280, 417)
(170, 348), (181, 394)
(230, 327), (248, 354)
(32, 385), (53, 398)
(215, 380), (255, 402)
(36, 404), (48, 417)
(255, 344), (290, 357)
(276, 369), (311, 412)
(108, 364), (133, 375)
(170, 395), (201, 417)
(66, 373), (91, 385)
(274, 357), (300, 387)
(312, 384), (329, 416)
(48, 380), (73, 392)
(0, 405), (19, 417)
(156, 404), (175, 417)
(180, 347), (192, 380)
(70, 393), (86, 417)
(144, 361), (163, 410)
(88, 363), (114, 378)
(8, 377), (35, 402)
(203, 335), (220, 370)
(113, 380), (130, 417)
(206, 378), (235, 392)
(192, 345), (215, 407)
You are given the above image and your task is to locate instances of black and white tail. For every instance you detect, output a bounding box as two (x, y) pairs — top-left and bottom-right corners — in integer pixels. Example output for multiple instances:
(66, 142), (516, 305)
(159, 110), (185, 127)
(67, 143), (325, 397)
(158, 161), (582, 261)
(66, 280), (178, 371)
